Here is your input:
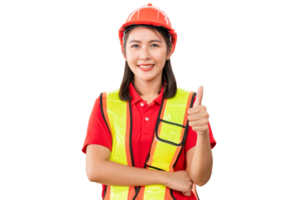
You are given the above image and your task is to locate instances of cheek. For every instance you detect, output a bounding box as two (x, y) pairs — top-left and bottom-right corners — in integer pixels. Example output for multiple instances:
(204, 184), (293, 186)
(126, 54), (138, 65)
(152, 50), (167, 63)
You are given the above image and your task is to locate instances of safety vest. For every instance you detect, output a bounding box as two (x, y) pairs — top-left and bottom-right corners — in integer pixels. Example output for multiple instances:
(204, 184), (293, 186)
(100, 88), (200, 200)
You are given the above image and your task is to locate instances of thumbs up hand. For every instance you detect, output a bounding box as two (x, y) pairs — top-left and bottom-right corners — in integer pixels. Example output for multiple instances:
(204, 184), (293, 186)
(187, 86), (210, 135)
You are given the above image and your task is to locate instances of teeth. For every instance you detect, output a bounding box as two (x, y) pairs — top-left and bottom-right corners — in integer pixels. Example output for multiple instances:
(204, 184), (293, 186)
(139, 64), (154, 68)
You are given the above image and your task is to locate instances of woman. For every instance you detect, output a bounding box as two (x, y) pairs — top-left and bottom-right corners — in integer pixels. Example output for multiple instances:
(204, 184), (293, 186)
(82, 3), (216, 200)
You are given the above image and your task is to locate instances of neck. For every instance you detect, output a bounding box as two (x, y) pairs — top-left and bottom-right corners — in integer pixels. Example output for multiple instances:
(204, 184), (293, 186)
(133, 78), (163, 99)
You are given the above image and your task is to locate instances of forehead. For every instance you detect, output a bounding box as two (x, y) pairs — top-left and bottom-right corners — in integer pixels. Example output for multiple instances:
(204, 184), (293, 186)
(127, 27), (163, 41)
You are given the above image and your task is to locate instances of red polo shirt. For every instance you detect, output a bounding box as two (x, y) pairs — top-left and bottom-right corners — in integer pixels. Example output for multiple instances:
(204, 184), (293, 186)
(82, 82), (216, 200)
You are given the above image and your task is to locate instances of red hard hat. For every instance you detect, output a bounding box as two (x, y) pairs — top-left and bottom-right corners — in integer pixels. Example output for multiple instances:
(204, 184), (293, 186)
(119, 3), (178, 54)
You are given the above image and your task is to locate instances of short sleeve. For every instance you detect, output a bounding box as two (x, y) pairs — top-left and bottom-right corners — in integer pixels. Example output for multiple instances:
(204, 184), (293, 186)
(81, 96), (112, 154)
(185, 95), (217, 152)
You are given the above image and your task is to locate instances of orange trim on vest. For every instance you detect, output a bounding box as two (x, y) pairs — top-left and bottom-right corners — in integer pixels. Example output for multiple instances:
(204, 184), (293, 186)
(125, 102), (136, 199)
(125, 102), (133, 167)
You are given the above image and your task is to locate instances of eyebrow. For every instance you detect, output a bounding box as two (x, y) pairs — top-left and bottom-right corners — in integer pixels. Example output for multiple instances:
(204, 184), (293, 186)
(128, 40), (162, 43)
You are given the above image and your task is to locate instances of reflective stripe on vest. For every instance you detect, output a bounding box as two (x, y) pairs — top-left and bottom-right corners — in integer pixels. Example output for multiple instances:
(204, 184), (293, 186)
(100, 88), (198, 200)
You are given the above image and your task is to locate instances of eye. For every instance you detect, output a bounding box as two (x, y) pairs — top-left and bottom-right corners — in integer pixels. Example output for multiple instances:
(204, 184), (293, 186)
(131, 44), (159, 48)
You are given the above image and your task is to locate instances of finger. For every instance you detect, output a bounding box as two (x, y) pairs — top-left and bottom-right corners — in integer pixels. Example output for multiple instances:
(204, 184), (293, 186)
(193, 86), (203, 107)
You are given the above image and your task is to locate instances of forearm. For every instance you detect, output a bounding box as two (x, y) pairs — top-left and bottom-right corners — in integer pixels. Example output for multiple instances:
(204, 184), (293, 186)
(189, 131), (213, 186)
(88, 159), (167, 186)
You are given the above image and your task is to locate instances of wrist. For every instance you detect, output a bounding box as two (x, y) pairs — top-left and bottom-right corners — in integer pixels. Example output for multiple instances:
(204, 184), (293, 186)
(196, 129), (209, 137)
(157, 170), (170, 186)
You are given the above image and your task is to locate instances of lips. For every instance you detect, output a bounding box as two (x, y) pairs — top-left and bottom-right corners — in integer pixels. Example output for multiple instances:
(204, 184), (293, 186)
(138, 64), (155, 71)
(138, 64), (154, 66)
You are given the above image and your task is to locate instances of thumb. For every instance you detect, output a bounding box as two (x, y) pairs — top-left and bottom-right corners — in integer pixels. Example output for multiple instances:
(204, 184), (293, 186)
(182, 191), (191, 197)
(193, 86), (203, 107)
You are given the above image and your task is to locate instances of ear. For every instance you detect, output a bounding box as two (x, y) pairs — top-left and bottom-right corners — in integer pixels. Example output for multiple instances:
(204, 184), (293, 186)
(166, 46), (174, 60)
(167, 51), (173, 60)
(121, 45), (126, 59)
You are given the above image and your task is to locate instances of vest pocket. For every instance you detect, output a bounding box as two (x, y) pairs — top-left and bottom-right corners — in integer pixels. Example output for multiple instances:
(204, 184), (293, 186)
(154, 118), (188, 147)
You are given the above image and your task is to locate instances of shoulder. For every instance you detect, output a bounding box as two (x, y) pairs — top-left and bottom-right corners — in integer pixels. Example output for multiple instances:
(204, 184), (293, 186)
(81, 94), (113, 154)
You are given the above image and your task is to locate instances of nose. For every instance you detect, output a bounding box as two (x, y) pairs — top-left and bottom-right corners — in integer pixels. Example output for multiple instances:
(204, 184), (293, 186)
(140, 46), (151, 60)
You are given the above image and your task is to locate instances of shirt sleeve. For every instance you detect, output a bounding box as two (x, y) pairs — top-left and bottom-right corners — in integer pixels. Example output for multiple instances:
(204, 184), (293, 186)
(81, 96), (112, 154)
(185, 95), (217, 152)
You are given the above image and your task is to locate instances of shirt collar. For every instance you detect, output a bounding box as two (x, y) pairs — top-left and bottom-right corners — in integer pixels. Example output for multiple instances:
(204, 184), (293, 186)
(129, 82), (164, 105)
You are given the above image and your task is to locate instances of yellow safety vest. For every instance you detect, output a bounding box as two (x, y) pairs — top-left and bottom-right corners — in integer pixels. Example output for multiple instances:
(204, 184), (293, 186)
(100, 88), (199, 200)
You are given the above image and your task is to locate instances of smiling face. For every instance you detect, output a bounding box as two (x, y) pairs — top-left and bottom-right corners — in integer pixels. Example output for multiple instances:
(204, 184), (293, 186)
(123, 26), (172, 84)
